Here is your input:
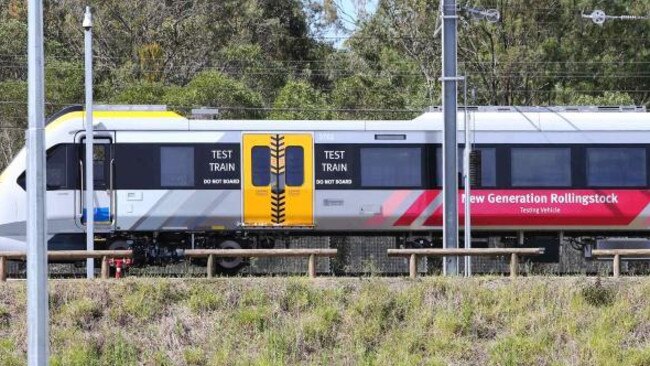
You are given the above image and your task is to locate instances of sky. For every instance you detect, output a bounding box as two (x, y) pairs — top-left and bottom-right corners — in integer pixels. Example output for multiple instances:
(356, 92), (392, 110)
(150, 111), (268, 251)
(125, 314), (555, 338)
(325, 0), (379, 47)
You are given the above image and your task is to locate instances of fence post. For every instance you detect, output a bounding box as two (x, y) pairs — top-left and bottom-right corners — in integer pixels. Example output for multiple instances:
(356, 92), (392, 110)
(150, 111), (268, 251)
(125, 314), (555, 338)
(409, 254), (418, 279)
(0, 256), (6, 282)
(207, 254), (214, 279)
(100, 256), (109, 279)
(510, 253), (518, 278)
(613, 254), (621, 278)
(308, 254), (316, 278)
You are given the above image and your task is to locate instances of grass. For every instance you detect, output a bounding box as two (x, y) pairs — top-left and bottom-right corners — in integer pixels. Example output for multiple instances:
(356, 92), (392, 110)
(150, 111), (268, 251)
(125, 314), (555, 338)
(1, 277), (650, 365)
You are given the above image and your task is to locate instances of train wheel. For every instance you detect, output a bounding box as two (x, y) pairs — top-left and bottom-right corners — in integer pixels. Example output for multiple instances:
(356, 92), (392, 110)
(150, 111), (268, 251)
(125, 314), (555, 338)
(215, 239), (248, 275)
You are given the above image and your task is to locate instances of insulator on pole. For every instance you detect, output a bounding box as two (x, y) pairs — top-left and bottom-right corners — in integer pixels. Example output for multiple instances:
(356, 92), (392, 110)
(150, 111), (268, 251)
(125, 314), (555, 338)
(582, 9), (650, 25)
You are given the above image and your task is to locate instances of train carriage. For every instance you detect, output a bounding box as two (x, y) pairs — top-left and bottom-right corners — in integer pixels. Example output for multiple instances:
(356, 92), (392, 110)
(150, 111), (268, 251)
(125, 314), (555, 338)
(1, 105), (649, 272)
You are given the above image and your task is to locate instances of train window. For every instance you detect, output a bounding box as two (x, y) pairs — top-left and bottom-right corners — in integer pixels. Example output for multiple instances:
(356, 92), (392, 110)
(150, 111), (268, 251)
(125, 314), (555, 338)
(511, 148), (571, 187)
(361, 147), (422, 187)
(93, 145), (106, 189)
(252, 146), (271, 186)
(160, 146), (195, 187)
(479, 148), (496, 187)
(436, 148), (461, 186)
(47, 144), (68, 189)
(285, 146), (304, 186)
(587, 147), (646, 187)
(436, 147), (496, 187)
(115, 144), (157, 189)
(17, 144), (78, 191)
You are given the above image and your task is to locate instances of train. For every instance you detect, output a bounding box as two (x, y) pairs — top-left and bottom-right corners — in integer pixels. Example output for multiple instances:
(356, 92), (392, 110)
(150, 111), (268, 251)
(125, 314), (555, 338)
(1, 104), (649, 273)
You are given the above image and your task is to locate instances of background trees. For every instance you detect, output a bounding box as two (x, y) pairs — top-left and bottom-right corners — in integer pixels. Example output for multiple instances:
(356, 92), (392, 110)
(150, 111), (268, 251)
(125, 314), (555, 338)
(1, 0), (649, 170)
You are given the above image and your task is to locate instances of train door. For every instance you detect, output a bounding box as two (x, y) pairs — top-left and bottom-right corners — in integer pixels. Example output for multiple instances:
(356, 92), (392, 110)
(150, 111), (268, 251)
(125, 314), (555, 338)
(242, 133), (314, 227)
(75, 132), (116, 231)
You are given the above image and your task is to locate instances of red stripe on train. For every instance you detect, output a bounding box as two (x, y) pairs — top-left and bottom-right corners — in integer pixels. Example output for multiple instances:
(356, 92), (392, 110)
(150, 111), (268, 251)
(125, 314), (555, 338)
(365, 190), (411, 226)
(393, 190), (439, 226)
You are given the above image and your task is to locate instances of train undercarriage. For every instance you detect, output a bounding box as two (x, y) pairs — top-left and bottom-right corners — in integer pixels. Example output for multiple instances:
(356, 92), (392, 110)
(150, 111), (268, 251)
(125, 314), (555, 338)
(76, 230), (650, 276)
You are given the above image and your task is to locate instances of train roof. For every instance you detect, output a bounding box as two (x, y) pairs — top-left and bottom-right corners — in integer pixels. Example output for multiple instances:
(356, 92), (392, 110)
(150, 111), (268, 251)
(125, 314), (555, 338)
(46, 105), (650, 132)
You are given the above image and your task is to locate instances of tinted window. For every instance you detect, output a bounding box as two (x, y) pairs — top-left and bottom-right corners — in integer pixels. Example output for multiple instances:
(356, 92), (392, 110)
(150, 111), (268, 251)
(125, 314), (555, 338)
(587, 147), (646, 187)
(285, 146), (304, 186)
(479, 148), (496, 187)
(361, 147), (422, 187)
(18, 144), (78, 191)
(436, 147), (496, 187)
(93, 145), (107, 189)
(160, 147), (194, 187)
(115, 144), (157, 189)
(47, 145), (68, 189)
(511, 148), (571, 187)
(252, 146), (271, 186)
(436, 147), (460, 186)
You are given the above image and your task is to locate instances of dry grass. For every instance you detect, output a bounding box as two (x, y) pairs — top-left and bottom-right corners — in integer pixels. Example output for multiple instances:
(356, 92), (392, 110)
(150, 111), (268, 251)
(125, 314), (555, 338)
(1, 277), (650, 365)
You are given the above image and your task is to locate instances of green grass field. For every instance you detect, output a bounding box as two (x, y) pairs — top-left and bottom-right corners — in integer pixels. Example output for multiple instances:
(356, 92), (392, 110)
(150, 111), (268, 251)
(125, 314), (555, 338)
(0, 277), (649, 365)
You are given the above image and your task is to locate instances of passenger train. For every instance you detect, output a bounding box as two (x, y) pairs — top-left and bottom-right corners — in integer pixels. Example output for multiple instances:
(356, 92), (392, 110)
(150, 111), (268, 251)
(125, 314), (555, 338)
(1, 105), (649, 272)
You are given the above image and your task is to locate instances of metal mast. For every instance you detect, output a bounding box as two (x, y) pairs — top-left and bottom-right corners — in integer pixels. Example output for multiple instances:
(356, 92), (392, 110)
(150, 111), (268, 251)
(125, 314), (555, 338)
(441, 0), (459, 275)
(83, 6), (95, 279)
(462, 78), (472, 277)
(26, 0), (49, 363)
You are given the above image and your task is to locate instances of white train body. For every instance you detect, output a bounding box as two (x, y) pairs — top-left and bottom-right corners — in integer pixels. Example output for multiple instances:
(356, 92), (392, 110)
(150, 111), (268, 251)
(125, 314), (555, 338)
(1, 106), (650, 268)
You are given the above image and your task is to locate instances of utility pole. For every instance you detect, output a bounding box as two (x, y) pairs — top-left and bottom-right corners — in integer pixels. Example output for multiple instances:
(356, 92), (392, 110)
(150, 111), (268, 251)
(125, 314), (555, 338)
(440, 2), (499, 276)
(26, 0), (49, 363)
(441, 0), (459, 276)
(462, 77), (472, 277)
(83, 6), (95, 279)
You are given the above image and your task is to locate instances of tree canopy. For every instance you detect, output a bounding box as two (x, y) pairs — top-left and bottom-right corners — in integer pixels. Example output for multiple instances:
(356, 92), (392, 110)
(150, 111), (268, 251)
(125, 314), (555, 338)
(1, 0), (649, 169)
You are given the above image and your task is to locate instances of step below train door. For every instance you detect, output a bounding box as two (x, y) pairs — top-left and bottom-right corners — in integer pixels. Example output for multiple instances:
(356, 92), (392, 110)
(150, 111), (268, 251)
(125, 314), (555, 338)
(242, 133), (314, 227)
(75, 132), (116, 231)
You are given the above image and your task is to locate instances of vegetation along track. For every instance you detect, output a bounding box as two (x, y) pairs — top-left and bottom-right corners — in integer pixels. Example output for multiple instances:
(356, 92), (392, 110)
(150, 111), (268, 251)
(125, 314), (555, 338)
(1, 277), (650, 365)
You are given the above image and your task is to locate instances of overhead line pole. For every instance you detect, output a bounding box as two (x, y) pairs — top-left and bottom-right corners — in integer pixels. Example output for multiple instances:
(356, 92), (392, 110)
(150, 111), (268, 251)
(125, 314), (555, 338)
(441, 0), (459, 276)
(26, 0), (49, 363)
(463, 76), (472, 277)
(83, 7), (95, 279)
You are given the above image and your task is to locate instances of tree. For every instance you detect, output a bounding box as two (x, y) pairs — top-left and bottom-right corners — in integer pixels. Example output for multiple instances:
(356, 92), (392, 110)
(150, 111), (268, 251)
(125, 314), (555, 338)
(111, 81), (168, 105)
(348, 0), (650, 107)
(0, 81), (26, 170)
(271, 80), (330, 119)
(45, 60), (84, 107)
(163, 71), (264, 119)
(346, 0), (441, 103)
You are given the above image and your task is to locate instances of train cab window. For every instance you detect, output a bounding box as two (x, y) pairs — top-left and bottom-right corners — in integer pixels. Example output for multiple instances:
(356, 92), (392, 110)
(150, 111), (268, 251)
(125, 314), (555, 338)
(252, 146), (271, 186)
(47, 144), (68, 189)
(160, 146), (195, 187)
(587, 147), (646, 187)
(511, 147), (571, 187)
(17, 144), (77, 191)
(285, 146), (304, 186)
(360, 147), (422, 187)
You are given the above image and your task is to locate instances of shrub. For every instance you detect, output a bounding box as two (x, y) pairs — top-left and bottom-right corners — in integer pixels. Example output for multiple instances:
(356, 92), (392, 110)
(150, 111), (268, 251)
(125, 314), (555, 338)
(581, 278), (615, 307)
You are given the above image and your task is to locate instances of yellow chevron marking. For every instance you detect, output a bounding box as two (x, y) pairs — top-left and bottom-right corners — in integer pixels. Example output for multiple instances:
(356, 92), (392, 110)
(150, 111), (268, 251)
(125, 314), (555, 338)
(242, 133), (313, 227)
